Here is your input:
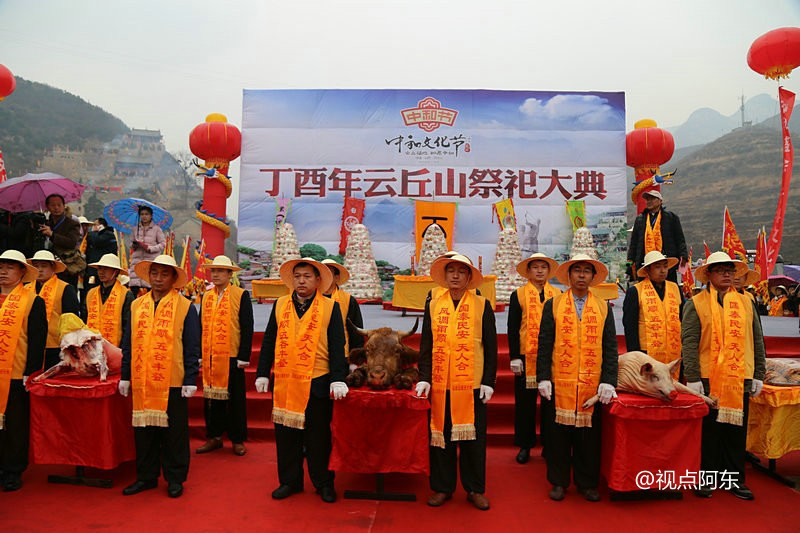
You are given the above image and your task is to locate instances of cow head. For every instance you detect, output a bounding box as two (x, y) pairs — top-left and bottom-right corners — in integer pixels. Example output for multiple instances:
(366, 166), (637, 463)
(351, 318), (419, 390)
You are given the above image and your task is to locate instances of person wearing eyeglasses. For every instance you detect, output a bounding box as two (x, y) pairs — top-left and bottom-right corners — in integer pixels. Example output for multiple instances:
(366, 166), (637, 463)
(681, 251), (767, 500)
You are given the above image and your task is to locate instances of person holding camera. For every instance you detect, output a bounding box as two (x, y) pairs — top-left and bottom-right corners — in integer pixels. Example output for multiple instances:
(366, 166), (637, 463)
(127, 206), (165, 296)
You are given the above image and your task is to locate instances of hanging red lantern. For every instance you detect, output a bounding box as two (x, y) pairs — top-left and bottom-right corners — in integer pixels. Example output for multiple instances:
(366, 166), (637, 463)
(0, 64), (16, 101)
(188, 113), (242, 259)
(747, 27), (800, 80)
(625, 119), (674, 213)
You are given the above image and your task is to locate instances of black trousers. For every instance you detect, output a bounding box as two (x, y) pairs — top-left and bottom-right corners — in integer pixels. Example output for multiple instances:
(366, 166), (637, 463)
(541, 392), (602, 490)
(701, 384), (750, 486)
(0, 381), (29, 474)
(274, 395), (334, 490)
(429, 389), (487, 495)
(133, 388), (190, 484)
(44, 347), (61, 370)
(204, 359), (247, 443)
(513, 375), (539, 448)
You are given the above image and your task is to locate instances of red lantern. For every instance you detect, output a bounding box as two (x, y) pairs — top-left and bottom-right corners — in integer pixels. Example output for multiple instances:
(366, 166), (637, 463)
(747, 27), (800, 80)
(626, 119), (674, 213)
(188, 114), (242, 258)
(0, 64), (16, 101)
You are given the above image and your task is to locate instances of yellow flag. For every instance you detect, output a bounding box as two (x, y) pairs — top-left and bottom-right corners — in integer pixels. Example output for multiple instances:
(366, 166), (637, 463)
(494, 198), (516, 231)
(565, 200), (586, 231)
(414, 200), (456, 260)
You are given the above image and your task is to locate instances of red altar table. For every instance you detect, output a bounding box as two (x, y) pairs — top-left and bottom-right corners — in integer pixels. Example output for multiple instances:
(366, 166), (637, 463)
(330, 388), (430, 500)
(601, 392), (708, 494)
(28, 373), (135, 473)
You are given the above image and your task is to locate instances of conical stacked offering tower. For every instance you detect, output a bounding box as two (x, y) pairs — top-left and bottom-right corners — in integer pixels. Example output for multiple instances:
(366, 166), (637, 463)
(491, 227), (526, 303)
(268, 223), (301, 279)
(342, 223), (383, 299)
(416, 223), (448, 276)
(570, 226), (599, 260)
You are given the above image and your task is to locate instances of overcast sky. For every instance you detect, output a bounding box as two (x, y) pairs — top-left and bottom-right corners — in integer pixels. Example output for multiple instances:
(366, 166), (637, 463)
(2, 0), (799, 218)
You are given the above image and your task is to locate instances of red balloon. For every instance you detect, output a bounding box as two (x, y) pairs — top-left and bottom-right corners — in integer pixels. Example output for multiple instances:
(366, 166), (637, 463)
(0, 64), (16, 101)
(747, 27), (800, 80)
(188, 113), (242, 166)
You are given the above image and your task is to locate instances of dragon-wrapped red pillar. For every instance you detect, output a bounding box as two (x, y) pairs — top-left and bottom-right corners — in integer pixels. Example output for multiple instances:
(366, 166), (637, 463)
(625, 119), (674, 214)
(188, 113), (242, 258)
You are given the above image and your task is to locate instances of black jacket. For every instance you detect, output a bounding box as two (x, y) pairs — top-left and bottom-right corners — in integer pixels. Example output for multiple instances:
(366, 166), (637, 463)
(627, 208), (688, 269)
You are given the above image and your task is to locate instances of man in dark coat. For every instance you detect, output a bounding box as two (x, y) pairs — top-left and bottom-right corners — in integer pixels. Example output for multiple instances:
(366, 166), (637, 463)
(627, 190), (688, 284)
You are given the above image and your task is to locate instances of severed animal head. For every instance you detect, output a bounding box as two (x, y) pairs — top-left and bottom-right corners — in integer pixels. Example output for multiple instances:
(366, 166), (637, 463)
(59, 328), (109, 380)
(348, 318), (420, 390)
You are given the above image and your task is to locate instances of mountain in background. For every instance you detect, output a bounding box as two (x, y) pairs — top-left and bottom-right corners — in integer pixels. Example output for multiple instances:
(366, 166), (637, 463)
(666, 93), (780, 148)
(657, 123), (800, 263)
(0, 77), (129, 175)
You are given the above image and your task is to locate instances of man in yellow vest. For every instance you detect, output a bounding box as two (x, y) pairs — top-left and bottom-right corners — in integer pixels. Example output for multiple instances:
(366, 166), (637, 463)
(627, 190), (688, 283)
(622, 251), (683, 378)
(84, 253), (134, 348)
(537, 254), (618, 502)
(28, 250), (79, 369)
(508, 253), (561, 464)
(682, 251), (766, 500)
(321, 259), (363, 364)
(118, 255), (200, 499)
(417, 253), (497, 511)
(255, 258), (348, 503)
(195, 255), (254, 457)
(0, 250), (46, 491)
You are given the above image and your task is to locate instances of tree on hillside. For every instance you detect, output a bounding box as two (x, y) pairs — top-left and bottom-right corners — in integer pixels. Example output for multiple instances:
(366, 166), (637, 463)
(84, 193), (104, 220)
(299, 243), (327, 261)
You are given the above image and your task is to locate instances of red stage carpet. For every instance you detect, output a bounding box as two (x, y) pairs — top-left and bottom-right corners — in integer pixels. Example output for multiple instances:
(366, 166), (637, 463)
(4, 443), (800, 532)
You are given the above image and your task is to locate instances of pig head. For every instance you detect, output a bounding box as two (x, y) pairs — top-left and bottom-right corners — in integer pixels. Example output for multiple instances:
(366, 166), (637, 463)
(583, 351), (717, 408)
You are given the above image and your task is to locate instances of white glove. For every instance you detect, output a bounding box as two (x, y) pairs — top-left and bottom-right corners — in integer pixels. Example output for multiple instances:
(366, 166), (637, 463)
(118, 380), (131, 397)
(22, 375), (28, 387)
(510, 359), (523, 375)
(255, 377), (269, 393)
(479, 385), (494, 404)
(181, 385), (197, 398)
(330, 381), (349, 400)
(687, 381), (705, 396)
(236, 360), (250, 368)
(538, 380), (552, 400)
(415, 381), (431, 398)
(751, 379), (764, 398)
(597, 383), (617, 405)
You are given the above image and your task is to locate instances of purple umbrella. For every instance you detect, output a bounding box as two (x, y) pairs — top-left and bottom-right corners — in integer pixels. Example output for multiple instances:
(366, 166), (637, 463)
(0, 172), (86, 212)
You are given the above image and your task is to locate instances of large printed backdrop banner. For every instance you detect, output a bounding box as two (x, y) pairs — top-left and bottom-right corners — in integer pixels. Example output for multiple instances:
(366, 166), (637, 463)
(239, 90), (627, 273)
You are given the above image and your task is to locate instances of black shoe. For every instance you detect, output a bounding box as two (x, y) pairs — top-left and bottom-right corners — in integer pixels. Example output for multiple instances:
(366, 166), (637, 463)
(2, 473), (22, 492)
(578, 487), (600, 502)
(318, 485), (337, 503)
(694, 486), (713, 498)
(272, 484), (302, 500)
(122, 479), (157, 496)
(515, 448), (531, 464)
(729, 484), (754, 500)
(167, 482), (183, 498)
(549, 485), (565, 501)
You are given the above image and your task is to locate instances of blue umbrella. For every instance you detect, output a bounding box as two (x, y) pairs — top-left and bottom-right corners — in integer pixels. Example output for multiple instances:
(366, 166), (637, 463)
(103, 198), (172, 234)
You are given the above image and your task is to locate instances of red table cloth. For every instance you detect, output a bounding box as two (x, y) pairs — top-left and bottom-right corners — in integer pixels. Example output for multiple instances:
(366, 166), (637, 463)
(330, 388), (430, 475)
(601, 392), (709, 492)
(28, 373), (135, 470)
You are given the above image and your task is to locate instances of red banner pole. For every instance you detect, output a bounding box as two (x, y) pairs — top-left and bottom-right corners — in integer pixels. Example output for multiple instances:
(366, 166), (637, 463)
(766, 87), (796, 274)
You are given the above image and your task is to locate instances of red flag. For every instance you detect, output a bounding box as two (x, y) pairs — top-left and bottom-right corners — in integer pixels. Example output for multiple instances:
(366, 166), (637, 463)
(180, 236), (193, 282)
(766, 87), (796, 274)
(339, 197), (365, 255)
(682, 247), (695, 298)
(722, 206), (748, 262)
(0, 148), (6, 183)
(754, 227), (768, 282)
(703, 241), (711, 260)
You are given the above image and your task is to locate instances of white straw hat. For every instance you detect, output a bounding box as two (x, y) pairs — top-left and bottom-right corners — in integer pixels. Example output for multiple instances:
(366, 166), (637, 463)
(555, 254), (608, 287)
(0, 249), (38, 282)
(279, 257), (334, 292)
(88, 253), (128, 275)
(636, 251), (679, 279)
(28, 250), (67, 274)
(133, 254), (188, 289)
(429, 253), (483, 290)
